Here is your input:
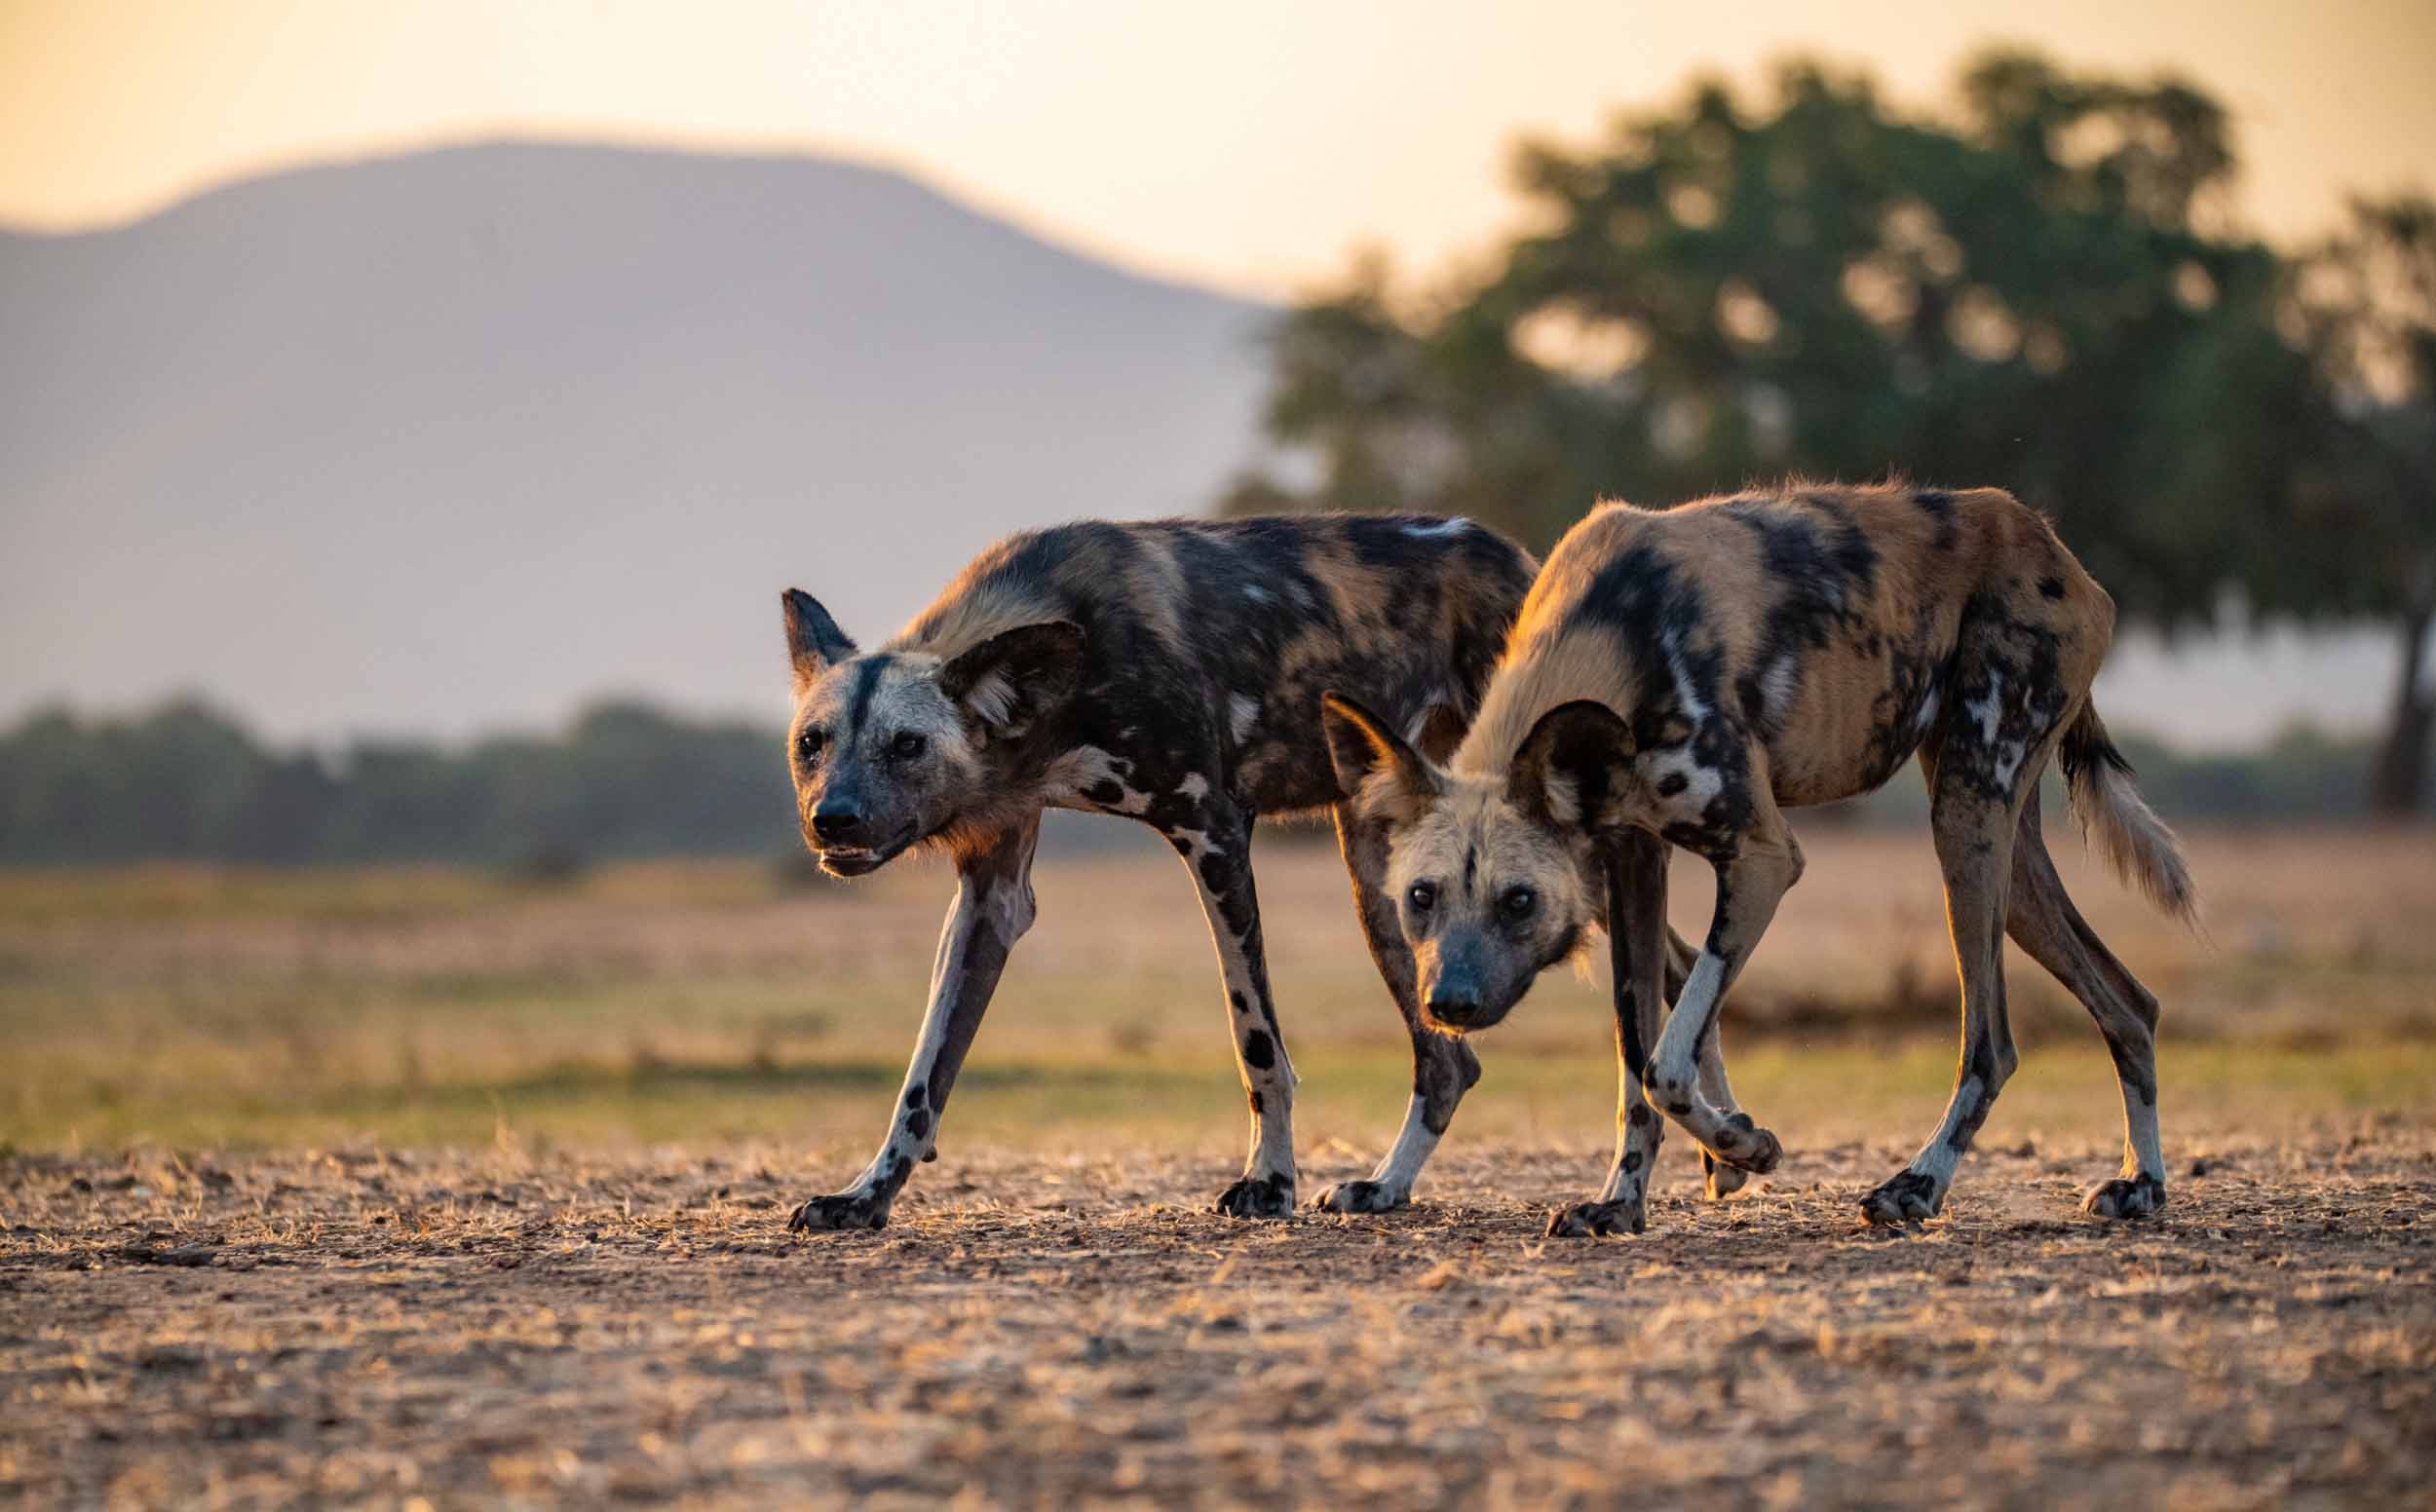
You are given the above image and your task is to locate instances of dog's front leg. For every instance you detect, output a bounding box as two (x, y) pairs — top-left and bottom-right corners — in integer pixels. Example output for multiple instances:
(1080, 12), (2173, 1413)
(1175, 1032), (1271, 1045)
(788, 815), (1041, 1233)
(1549, 831), (1673, 1236)
(1657, 926), (1754, 1201)
(1643, 815), (1801, 1180)
(1170, 800), (1298, 1219)
(1313, 800), (1479, 1215)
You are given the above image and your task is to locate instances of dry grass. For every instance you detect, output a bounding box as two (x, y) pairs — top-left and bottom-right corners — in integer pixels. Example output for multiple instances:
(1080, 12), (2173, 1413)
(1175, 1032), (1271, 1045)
(2, 824), (2433, 1506)
(2, 824), (2431, 1153)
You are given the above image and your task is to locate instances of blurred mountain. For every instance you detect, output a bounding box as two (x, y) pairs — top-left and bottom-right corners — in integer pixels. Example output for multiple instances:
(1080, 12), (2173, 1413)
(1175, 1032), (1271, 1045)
(0, 142), (1274, 740)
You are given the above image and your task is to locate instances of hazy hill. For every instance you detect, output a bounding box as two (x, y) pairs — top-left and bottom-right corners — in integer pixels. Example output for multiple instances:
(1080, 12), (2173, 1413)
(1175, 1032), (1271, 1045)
(0, 142), (1273, 740)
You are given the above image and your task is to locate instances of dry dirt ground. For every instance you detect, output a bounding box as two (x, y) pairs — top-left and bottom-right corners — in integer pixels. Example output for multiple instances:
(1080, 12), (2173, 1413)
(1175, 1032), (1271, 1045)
(5, 1128), (2432, 1510)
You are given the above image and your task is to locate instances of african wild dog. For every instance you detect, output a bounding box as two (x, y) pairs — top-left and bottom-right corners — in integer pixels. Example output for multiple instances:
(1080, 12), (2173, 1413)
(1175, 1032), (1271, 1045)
(778, 513), (1592, 1228)
(1323, 483), (2196, 1235)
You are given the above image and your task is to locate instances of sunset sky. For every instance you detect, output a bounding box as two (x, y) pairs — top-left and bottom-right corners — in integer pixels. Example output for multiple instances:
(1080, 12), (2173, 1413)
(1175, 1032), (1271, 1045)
(5, 0), (2432, 297)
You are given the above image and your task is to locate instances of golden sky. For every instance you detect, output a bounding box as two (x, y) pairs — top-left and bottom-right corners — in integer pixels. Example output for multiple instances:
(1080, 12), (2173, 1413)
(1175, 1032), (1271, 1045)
(3, 0), (2432, 295)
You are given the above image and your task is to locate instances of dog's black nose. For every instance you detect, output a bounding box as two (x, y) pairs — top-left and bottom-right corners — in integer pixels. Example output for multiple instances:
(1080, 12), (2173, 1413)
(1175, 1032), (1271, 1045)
(812, 805), (865, 844)
(1426, 990), (1479, 1026)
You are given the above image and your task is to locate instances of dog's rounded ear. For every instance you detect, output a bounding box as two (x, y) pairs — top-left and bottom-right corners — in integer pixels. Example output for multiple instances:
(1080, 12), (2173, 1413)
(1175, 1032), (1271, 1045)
(1321, 692), (1442, 826)
(939, 621), (1085, 737)
(1508, 700), (1633, 833)
(782, 589), (857, 693)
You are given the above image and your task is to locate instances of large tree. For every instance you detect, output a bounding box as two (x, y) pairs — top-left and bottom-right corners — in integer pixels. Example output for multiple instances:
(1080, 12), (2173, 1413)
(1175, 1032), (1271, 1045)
(1226, 52), (2414, 792)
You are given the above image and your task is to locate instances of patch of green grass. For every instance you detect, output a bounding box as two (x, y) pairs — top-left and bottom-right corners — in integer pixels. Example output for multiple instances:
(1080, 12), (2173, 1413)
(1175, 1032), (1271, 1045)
(11, 1039), (2429, 1159)
(7, 845), (2431, 1160)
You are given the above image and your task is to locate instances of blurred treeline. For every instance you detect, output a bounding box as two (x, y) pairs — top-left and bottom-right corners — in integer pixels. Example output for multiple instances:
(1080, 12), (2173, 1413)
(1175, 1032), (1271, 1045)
(1223, 52), (2435, 813)
(0, 700), (780, 867)
(0, 698), (2421, 865)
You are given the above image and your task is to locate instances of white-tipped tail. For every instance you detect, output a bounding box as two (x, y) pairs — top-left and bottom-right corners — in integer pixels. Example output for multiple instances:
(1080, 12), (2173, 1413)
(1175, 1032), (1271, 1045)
(2061, 702), (2200, 928)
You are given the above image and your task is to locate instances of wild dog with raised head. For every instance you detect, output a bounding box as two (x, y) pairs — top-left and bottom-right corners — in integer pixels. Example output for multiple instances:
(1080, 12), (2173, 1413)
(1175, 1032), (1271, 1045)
(1323, 483), (2196, 1234)
(780, 513), (1579, 1228)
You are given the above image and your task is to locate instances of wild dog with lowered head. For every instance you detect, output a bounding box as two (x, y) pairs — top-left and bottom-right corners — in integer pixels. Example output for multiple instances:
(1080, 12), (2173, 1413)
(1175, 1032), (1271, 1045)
(779, 514), (1561, 1228)
(1322, 483), (2196, 1235)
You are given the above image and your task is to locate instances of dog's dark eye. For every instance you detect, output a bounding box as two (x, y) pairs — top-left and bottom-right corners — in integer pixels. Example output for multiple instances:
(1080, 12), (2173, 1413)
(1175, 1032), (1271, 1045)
(1500, 887), (1538, 923)
(1406, 882), (1437, 914)
(891, 732), (929, 761)
(795, 728), (824, 763)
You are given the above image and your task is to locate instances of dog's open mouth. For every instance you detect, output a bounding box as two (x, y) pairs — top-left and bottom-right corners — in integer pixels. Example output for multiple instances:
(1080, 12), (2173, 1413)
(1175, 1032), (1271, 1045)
(817, 829), (916, 878)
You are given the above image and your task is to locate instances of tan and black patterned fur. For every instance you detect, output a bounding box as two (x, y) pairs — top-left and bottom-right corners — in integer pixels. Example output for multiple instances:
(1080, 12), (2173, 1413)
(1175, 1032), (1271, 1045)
(1325, 484), (2196, 1235)
(778, 513), (1703, 1229)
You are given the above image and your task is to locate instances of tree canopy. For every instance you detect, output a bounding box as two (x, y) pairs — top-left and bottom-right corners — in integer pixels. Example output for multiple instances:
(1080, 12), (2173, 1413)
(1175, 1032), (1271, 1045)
(1226, 51), (2435, 807)
(1225, 53), (2315, 623)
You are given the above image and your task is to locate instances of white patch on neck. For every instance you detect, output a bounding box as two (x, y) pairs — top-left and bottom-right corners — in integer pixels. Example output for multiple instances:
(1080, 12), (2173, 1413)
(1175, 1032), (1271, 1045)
(1638, 744), (1724, 819)
(1176, 772), (1210, 802)
(1405, 516), (1472, 539)
(1664, 627), (1711, 723)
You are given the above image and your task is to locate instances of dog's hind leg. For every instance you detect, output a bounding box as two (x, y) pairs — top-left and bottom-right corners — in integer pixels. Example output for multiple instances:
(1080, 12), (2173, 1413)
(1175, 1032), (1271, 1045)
(1861, 610), (2079, 1224)
(1171, 796), (1300, 1219)
(789, 814), (1041, 1233)
(1313, 801), (1481, 1215)
(2006, 800), (2167, 1218)
(1860, 746), (2022, 1226)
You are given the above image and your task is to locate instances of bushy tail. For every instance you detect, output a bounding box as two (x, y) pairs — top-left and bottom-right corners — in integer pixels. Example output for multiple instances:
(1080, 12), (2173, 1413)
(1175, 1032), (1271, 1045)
(2059, 701), (2200, 928)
